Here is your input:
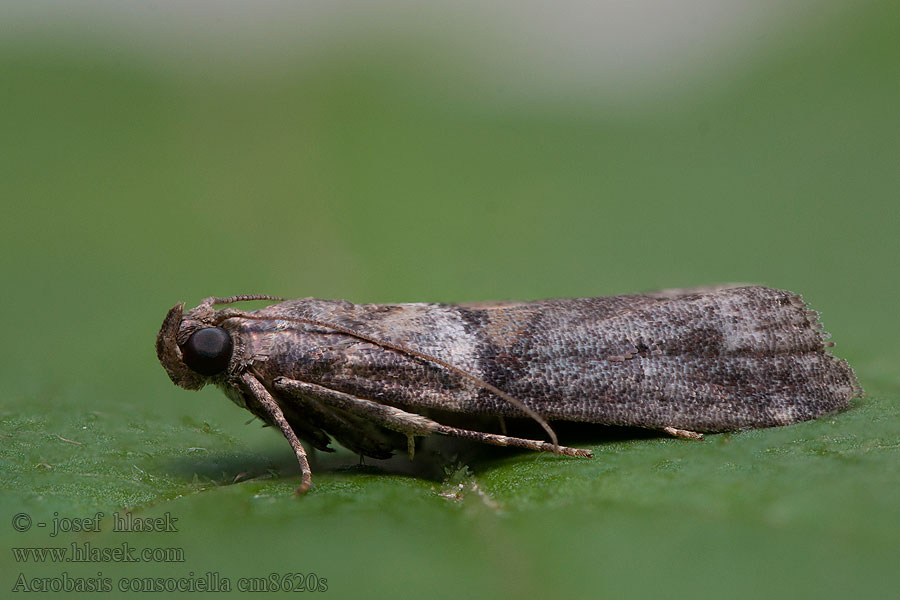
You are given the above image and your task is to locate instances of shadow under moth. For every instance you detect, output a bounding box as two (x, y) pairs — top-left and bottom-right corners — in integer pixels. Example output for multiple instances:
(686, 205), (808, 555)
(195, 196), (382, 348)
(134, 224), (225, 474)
(156, 285), (862, 493)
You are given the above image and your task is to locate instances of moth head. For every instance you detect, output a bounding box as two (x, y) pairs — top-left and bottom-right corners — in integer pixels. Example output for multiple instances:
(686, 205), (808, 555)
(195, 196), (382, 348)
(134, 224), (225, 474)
(156, 302), (234, 390)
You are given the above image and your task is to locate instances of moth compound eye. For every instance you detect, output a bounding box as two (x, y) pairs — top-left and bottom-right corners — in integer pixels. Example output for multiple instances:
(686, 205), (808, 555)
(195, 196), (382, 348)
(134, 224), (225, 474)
(181, 327), (233, 376)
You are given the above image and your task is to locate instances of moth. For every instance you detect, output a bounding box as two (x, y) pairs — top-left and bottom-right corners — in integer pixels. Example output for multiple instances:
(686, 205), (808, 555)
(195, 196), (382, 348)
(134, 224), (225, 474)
(156, 285), (861, 492)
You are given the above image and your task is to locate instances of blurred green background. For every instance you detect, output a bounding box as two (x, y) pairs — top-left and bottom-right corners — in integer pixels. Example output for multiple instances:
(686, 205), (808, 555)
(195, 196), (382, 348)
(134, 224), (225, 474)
(1, 1), (898, 598)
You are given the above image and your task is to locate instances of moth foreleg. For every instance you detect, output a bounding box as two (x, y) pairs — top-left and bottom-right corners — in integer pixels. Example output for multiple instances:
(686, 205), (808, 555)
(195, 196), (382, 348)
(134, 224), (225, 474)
(240, 373), (313, 494)
(272, 378), (593, 459)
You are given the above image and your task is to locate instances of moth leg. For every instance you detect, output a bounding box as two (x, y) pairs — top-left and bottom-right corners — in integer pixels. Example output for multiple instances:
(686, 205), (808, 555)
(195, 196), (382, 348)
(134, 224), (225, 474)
(240, 373), (313, 494)
(280, 390), (399, 459)
(662, 426), (704, 440)
(431, 424), (593, 457)
(273, 377), (437, 458)
(272, 378), (593, 459)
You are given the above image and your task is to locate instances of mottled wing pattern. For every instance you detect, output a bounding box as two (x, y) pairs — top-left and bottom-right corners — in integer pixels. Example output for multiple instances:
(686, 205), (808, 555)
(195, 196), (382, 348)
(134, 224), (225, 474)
(460, 286), (860, 431)
(240, 286), (860, 433)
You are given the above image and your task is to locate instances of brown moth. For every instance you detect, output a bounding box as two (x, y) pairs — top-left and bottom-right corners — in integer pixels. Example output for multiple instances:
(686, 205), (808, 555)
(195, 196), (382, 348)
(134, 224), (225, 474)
(156, 285), (861, 493)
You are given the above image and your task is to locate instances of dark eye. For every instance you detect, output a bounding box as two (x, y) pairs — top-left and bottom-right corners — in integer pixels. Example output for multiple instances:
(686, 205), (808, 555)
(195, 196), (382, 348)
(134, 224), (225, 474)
(181, 327), (233, 376)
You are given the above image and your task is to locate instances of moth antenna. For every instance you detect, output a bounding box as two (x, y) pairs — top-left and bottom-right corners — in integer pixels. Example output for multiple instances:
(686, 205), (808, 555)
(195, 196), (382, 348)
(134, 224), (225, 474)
(209, 294), (285, 306)
(215, 309), (561, 452)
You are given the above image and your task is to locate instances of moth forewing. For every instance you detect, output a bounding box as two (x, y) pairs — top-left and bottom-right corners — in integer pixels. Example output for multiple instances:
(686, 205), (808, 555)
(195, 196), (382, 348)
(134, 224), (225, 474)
(156, 286), (861, 492)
